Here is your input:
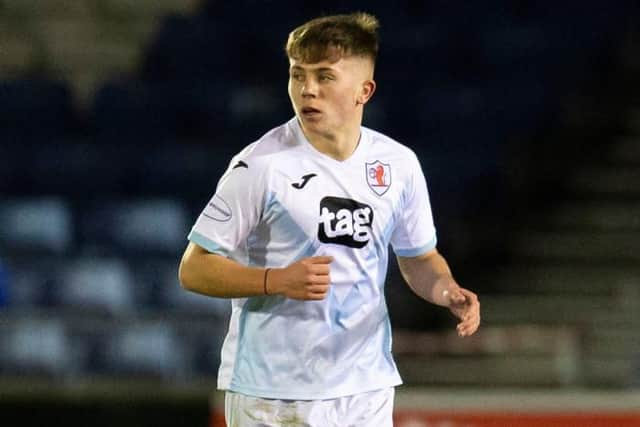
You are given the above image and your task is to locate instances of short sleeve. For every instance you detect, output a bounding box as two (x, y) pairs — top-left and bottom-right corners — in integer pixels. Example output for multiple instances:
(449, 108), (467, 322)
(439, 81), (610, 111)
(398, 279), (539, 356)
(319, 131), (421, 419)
(188, 155), (267, 257)
(390, 152), (437, 257)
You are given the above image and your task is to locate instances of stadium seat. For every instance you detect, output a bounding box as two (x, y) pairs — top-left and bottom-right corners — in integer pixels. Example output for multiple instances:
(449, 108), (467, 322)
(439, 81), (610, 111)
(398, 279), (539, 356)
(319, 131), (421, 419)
(175, 320), (226, 377)
(0, 318), (76, 377)
(0, 197), (73, 254)
(0, 260), (8, 307)
(1, 257), (60, 307)
(79, 198), (189, 255)
(56, 257), (135, 314)
(102, 321), (187, 378)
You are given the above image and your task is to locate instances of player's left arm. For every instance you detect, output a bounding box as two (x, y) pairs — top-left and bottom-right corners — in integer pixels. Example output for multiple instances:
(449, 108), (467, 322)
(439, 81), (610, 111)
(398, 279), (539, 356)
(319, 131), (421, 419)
(396, 249), (480, 337)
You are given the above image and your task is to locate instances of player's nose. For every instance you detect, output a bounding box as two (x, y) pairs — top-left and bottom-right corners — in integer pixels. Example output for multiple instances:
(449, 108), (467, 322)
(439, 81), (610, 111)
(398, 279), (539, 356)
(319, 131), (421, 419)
(301, 80), (318, 97)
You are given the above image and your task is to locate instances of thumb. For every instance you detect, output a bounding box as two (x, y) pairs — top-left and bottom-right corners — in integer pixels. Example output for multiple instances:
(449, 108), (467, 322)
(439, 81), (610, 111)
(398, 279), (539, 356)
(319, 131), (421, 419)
(445, 288), (466, 304)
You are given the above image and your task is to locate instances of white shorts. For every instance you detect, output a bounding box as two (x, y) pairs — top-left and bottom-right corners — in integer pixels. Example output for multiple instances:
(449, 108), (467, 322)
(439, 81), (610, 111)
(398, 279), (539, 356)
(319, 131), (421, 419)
(224, 387), (395, 427)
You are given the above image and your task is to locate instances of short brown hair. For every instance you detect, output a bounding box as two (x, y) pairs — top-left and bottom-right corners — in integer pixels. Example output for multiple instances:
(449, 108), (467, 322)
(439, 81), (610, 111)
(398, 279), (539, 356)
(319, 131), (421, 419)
(285, 12), (379, 64)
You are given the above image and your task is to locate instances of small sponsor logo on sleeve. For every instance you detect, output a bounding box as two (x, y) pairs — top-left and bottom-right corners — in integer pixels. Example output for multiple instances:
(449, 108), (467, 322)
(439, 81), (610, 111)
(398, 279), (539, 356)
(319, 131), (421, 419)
(203, 194), (232, 222)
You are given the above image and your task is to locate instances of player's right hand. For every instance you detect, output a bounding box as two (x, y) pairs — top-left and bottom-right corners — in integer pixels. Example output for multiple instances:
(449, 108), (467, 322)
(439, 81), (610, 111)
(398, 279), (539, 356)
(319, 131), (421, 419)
(268, 256), (333, 300)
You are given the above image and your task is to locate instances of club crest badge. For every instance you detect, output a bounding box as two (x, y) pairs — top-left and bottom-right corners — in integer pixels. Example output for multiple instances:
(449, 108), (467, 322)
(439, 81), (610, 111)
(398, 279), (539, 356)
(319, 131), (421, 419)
(365, 160), (391, 196)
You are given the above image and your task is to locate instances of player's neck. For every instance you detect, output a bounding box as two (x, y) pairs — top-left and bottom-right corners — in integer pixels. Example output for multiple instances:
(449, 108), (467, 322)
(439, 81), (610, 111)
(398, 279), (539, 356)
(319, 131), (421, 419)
(303, 124), (361, 162)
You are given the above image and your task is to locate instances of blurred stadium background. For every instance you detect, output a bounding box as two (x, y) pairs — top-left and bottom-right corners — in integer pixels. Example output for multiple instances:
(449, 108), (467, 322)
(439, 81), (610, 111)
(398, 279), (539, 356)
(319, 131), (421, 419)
(1, 1), (640, 426)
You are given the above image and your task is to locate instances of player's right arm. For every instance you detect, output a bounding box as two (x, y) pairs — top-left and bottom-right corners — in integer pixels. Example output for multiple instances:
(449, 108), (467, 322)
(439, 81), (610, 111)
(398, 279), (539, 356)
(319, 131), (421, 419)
(179, 243), (333, 300)
(181, 146), (332, 300)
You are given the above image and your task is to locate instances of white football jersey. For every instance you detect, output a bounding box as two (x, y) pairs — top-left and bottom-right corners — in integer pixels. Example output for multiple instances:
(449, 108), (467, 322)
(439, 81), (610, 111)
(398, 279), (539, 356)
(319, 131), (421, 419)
(189, 118), (437, 400)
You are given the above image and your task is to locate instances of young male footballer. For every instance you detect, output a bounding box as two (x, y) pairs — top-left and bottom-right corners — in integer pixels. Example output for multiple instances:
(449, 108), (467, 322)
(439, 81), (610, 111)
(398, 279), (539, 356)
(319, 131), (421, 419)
(179, 12), (480, 426)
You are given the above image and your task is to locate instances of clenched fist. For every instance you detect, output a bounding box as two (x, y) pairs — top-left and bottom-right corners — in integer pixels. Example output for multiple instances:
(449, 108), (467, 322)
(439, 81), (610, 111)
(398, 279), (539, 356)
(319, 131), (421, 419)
(266, 256), (333, 300)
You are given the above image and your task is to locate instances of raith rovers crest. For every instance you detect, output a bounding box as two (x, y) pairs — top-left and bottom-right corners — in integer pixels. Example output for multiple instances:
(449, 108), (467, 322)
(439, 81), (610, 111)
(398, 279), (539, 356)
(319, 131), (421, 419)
(365, 160), (391, 196)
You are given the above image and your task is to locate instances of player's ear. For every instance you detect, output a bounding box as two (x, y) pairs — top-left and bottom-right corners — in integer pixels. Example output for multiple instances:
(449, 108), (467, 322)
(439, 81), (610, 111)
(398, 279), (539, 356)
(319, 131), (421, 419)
(356, 79), (376, 105)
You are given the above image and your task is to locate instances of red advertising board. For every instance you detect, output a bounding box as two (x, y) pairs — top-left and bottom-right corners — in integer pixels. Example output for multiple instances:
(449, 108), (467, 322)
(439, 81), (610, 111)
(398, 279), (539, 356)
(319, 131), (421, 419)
(394, 411), (640, 427)
(211, 410), (640, 427)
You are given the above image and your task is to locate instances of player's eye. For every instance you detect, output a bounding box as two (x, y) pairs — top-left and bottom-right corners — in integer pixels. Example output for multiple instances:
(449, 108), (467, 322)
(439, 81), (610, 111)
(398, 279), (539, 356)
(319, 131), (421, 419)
(319, 75), (334, 81)
(291, 73), (304, 82)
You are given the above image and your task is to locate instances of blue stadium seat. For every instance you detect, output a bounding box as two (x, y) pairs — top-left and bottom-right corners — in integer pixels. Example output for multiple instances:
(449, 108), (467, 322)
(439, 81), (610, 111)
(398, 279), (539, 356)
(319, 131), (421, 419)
(0, 318), (76, 377)
(79, 198), (189, 255)
(0, 198), (74, 254)
(0, 260), (8, 308)
(1, 257), (59, 308)
(56, 258), (135, 314)
(176, 321), (226, 377)
(102, 321), (187, 379)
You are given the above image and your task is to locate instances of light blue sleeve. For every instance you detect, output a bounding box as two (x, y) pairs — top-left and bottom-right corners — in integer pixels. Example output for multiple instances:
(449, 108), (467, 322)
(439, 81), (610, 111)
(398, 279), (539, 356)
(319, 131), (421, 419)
(188, 153), (268, 256)
(390, 151), (438, 257)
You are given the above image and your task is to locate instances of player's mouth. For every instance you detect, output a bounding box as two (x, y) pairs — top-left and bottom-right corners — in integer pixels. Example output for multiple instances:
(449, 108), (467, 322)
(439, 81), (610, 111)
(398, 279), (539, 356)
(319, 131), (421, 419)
(301, 106), (322, 117)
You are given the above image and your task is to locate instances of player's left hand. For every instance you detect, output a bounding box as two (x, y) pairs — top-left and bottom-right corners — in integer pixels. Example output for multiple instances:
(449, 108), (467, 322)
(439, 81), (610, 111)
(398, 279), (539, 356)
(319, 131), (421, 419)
(445, 287), (480, 337)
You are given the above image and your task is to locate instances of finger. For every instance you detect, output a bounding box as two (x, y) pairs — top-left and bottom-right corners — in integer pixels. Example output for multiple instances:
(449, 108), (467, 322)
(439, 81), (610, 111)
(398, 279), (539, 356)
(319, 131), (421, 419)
(303, 272), (331, 284)
(311, 275), (331, 285)
(459, 288), (478, 303)
(458, 325), (474, 337)
(459, 321), (480, 337)
(307, 294), (328, 301)
(459, 291), (480, 315)
(308, 256), (334, 264)
(450, 290), (467, 304)
(443, 288), (466, 305)
(457, 315), (479, 330)
(461, 308), (480, 323)
(456, 310), (474, 325)
(308, 284), (330, 293)
(309, 263), (331, 275)
(457, 322), (472, 337)
(307, 289), (330, 300)
(457, 315), (480, 336)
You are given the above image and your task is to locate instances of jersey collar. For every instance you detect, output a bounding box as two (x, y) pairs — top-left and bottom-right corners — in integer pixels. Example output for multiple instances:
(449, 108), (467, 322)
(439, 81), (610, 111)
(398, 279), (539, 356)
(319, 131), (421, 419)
(289, 117), (369, 165)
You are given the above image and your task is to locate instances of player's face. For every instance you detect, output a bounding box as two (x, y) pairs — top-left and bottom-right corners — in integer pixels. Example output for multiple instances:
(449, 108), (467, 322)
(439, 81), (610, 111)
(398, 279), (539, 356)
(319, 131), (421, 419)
(288, 55), (375, 140)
